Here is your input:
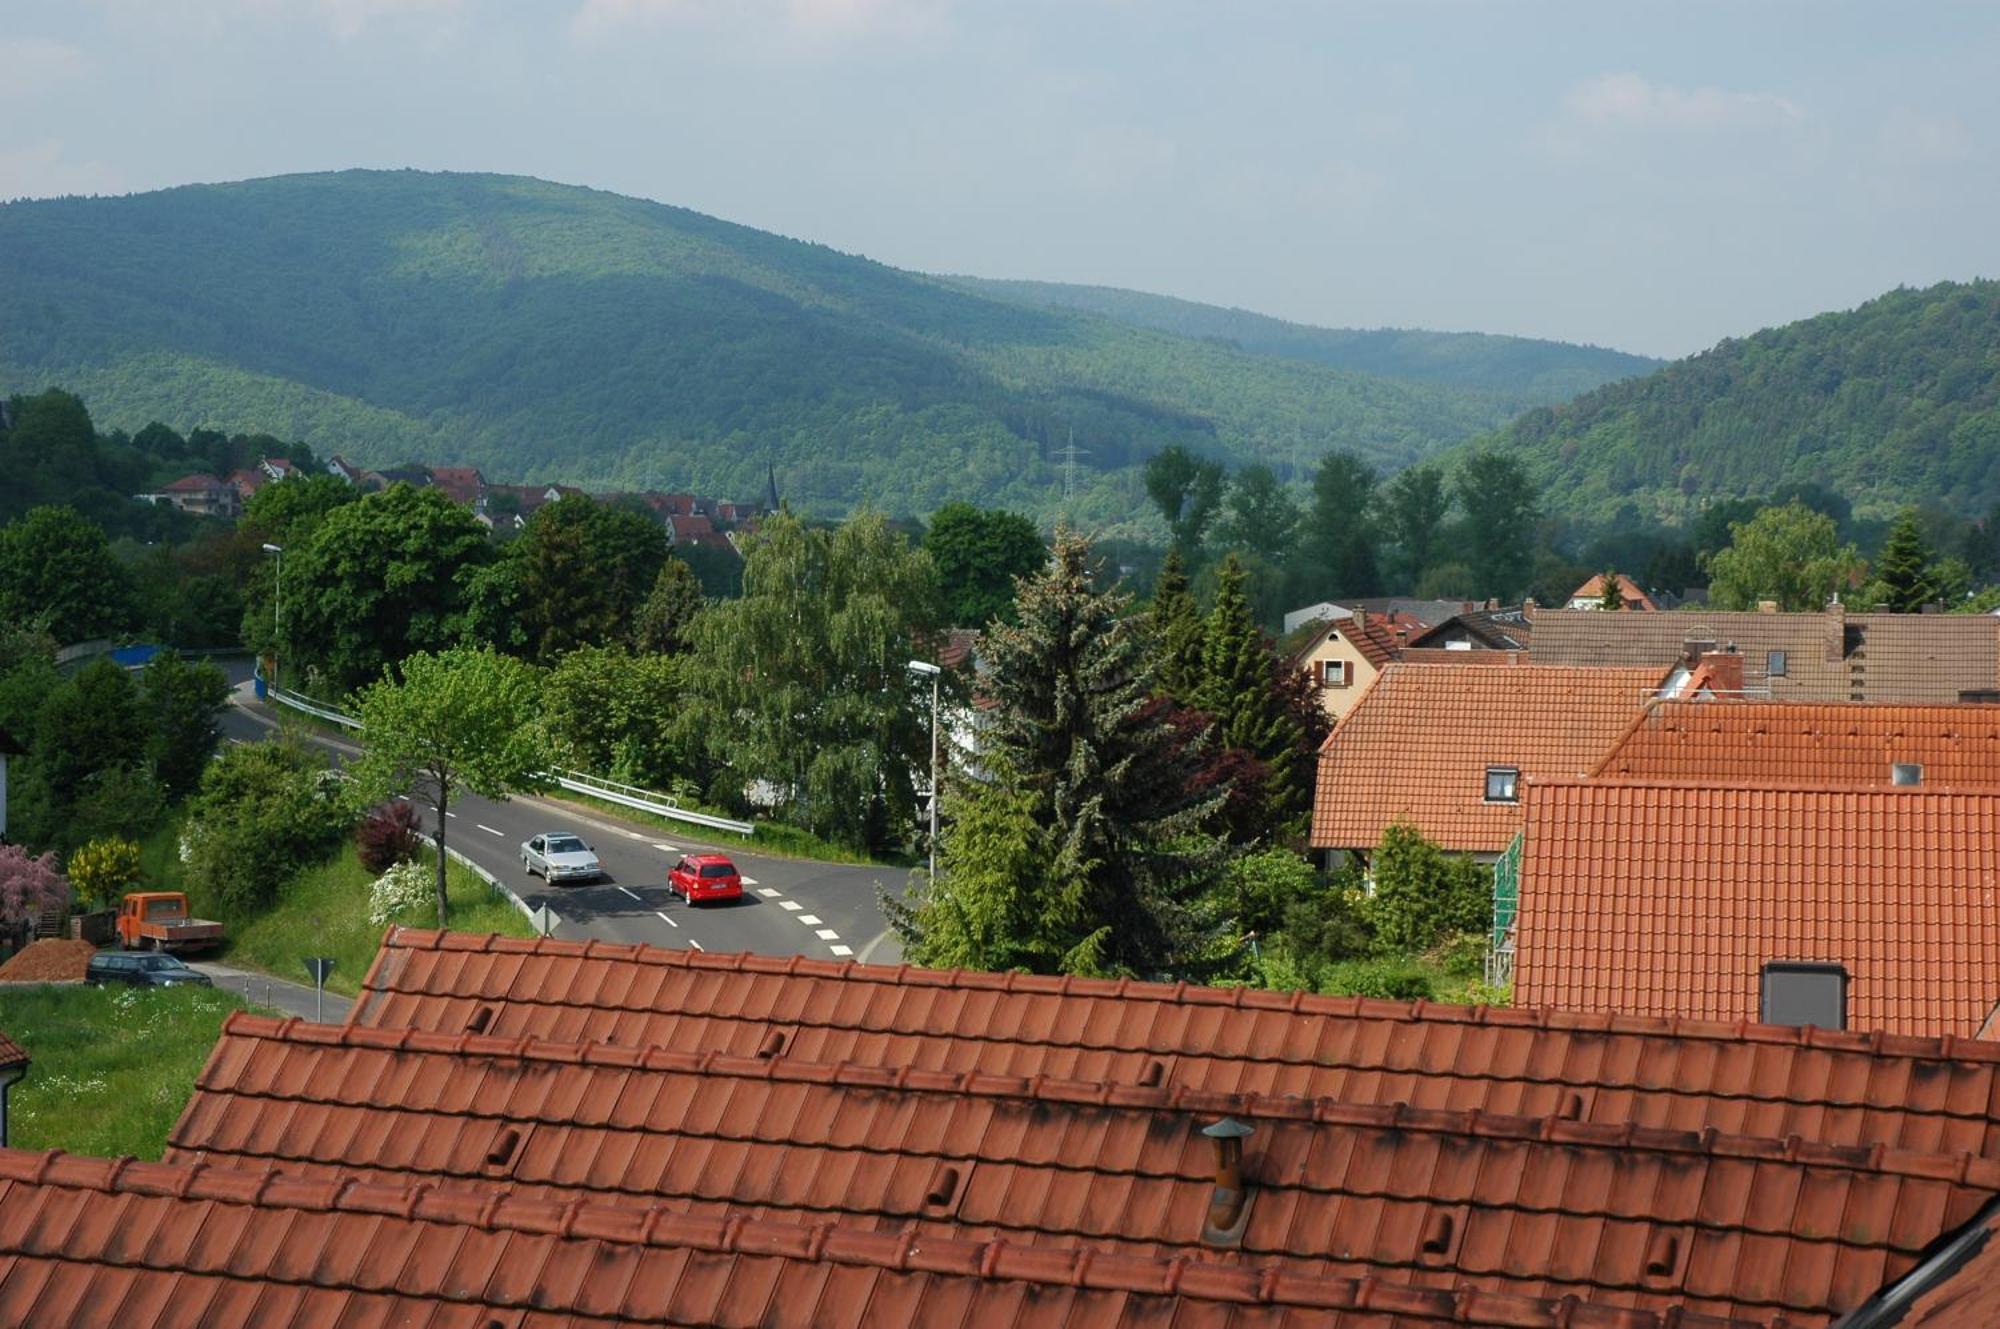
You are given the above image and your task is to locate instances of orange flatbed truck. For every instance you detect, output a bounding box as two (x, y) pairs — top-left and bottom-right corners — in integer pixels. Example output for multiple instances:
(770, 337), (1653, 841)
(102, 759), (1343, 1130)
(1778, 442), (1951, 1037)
(115, 892), (225, 953)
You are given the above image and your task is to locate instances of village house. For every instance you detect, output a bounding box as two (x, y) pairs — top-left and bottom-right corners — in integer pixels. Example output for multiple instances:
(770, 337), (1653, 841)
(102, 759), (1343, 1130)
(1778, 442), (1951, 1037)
(138, 472), (241, 519)
(1566, 571), (1657, 610)
(1287, 608), (1426, 722)
(1309, 661), (1659, 860)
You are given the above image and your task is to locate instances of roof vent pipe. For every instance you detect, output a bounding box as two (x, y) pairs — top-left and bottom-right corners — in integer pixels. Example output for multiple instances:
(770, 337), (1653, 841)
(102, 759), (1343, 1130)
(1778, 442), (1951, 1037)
(1199, 1117), (1255, 1247)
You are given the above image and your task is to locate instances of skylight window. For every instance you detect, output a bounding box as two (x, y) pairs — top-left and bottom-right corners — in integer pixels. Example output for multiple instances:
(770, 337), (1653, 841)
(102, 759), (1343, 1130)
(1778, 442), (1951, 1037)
(1483, 766), (1520, 803)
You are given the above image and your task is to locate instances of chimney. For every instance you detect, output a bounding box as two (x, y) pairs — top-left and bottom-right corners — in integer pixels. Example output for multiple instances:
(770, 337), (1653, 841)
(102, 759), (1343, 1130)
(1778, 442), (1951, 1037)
(1354, 608), (1368, 630)
(1697, 648), (1744, 697)
(1825, 598), (1847, 663)
(1199, 1117), (1255, 1247)
(1757, 600), (1778, 614)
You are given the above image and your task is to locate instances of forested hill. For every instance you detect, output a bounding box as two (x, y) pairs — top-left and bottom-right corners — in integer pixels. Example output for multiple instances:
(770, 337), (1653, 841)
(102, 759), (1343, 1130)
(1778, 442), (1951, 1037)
(0, 171), (1519, 524)
(946, 276), (1659, 403)
(1481, 281), (2000, 523)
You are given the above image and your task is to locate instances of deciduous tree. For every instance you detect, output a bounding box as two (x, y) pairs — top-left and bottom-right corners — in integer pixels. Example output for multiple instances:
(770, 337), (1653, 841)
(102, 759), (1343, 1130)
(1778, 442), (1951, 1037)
(1299, 452), (1381, 598)
(1143, 446), (1226, 556)
(632, 557), (706, 655)
(1216, 464), (1300, 566)
(923, 502), (1045, 627)
(0, 505), (132, 642)
(1705, 501), (1865, 612)
(352, 647), (544, 929)
(1380, 464), (1450, 585)
(1453, 452), (1538, 601)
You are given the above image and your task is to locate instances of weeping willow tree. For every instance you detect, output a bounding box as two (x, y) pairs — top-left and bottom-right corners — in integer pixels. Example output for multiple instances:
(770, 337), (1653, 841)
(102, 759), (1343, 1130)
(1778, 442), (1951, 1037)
(685, 510), (942, 851)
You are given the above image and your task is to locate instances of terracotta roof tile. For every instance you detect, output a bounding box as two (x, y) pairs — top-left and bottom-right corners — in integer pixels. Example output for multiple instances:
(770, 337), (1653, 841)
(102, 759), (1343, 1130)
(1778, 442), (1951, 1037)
(1594, 701), (2000, 787)
(3, 1147), (1774, 1328)
(1310, 663), (1661, 852)
(352, 930), (2000, 1162)
(162, 1013), (1999, 1322)
(1515, 781), (2000, 1039)
(0, 1032), (24, 1072)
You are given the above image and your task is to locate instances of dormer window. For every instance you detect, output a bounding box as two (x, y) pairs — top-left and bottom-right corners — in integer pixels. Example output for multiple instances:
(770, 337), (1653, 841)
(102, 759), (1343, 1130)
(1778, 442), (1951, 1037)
(1484, 766), (1520, 803)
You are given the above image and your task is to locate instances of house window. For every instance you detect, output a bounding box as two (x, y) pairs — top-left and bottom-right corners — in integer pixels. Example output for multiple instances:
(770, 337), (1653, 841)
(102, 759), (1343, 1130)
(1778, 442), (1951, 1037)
(1483, 766), (1520, 803)
(1760, 963), (1847, 1030)
(1319, 660), (1352, 688)
(1892, 762), (1923, 786)
(1767, 650), (1787, 678)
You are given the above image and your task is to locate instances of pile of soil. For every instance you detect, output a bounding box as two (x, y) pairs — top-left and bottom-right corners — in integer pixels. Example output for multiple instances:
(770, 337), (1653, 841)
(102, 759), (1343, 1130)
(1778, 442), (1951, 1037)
(0, 939), (97, 983)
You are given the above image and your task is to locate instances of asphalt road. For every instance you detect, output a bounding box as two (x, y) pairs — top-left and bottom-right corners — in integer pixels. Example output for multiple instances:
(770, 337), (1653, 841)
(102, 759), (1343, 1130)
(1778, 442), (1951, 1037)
(218, 673), (906, 964)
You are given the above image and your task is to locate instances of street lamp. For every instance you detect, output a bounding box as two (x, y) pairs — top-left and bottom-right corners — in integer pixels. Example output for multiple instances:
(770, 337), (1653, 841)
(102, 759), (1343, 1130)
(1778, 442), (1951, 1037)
(907, 659), (942, 883)
(261, 543), (283, 692)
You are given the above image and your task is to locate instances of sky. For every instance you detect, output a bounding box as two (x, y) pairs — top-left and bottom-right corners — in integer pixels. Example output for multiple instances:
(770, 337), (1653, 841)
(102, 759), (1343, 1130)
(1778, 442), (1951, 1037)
(5, 1), (1998, 359)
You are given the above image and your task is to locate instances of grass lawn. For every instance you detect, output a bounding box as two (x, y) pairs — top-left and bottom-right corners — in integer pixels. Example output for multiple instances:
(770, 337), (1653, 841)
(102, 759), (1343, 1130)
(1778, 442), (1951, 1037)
(0, 984), (245, 1159)
(140, 818), (534, 997)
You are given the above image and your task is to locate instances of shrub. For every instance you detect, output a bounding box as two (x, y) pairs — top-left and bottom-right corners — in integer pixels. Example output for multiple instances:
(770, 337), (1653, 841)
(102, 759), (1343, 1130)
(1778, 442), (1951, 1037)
(368, 860), (433, 926)
(0, 845), (68, 933)
(1222, 848), (1318, 937)
(66, 838), (142, 912)
(356, 801), (426, 874)
(1365, 822), (1494, 952)
(1320, 958), (1436, 1002)
(182, 739), (350, 912)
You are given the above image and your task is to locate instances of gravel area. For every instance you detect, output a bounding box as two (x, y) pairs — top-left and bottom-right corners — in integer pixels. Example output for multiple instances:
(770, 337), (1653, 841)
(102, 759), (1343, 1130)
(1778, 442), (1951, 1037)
(0, 939), (97, 983)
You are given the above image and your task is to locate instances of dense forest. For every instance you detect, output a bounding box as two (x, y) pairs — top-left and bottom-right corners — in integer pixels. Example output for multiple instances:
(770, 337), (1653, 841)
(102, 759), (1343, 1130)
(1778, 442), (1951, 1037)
(948, 277), (1660, 403)
(1481, 281), (2000, 523)
(0, 170), (1539, 530)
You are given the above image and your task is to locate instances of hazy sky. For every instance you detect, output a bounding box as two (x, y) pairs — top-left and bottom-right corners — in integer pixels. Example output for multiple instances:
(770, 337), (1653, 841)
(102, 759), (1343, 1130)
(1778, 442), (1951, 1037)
(6, 1), (1997, 358)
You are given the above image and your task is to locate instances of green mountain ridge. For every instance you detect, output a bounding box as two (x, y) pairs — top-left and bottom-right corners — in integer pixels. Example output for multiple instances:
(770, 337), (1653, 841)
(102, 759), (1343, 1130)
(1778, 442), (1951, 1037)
(0, 169), (1559, 525)
(943, 275), (1660, 403)
(1480, 280), (2000, 524)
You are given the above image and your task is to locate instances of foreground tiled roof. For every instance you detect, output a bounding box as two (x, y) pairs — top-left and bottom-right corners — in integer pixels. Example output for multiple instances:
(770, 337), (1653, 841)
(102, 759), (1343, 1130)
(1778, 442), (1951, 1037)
(1515, 782), (2000, 1038)
(1310, 663), (1660, 852)
(2, 1149), (1742, 1329)
(355, 931), (2000, 1161)
(0, 1031), (25, 1072)
(1530, 608), (2000, 703)
(168, 1014), (1992, 1323)
(1594, 701), (2000, 787)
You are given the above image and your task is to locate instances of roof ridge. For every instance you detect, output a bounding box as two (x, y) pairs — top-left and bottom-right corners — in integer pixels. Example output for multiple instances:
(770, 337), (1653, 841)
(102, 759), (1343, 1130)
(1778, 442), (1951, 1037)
(212, 1016), (2000, 1184)
(0, 1148), (1770, 1326)
(1544, 776), (2000, 799)
(372, 931), (2000, 1066)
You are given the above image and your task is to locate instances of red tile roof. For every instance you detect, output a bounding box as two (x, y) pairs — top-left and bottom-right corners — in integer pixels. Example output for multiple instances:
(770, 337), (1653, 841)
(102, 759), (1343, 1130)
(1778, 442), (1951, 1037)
(427, 464), (485, 505)
(0, 1031), (24, 1072)
(1515, 781), (2000, 1039)
(351, 930), (2000, 1161)
(159, 472), (229, 493)
(1570, 573), (1659, 611)
(1594, 701), (2000, 788)
(2, 1147), (1723, 1329)
(1310, 663), (1661, 852)
(168, 1012), (1993, 1322)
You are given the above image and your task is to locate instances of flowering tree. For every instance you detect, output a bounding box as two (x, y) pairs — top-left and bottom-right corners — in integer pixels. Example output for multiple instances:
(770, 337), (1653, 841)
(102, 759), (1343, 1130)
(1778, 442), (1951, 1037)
(0, 845), (70, 936)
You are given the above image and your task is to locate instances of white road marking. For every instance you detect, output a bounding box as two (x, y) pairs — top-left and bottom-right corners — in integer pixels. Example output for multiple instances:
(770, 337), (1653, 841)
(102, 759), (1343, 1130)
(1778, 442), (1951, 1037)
(656, 911), (679, 928)
(618, 886), (642, 902)
(740, 877), (759, 886)
(780, 901), (802, 912)
(475, 824), (504, 837)
(688, 939), (704, 951)
(829, 945), (853, 957)
(624, 830), (645, 840)
(653, 843), (679, 853)
(444, 811), (457, 818)
(797, 915), (822, 926)
(757, 888), (781, 899)
(816, 929), (840, 941)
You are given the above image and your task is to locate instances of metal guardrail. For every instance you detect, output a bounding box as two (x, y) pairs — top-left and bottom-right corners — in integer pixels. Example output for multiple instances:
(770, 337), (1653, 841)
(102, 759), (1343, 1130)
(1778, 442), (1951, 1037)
(442, 843), (535, 922)
(547, 768), (755, 836)
(263, 685), (754, 836)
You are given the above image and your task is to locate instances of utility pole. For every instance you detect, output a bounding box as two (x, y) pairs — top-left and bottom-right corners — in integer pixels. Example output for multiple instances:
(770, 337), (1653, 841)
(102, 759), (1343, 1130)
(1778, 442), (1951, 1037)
(261, 542), (284, 691)
(907, 659), (942, 882)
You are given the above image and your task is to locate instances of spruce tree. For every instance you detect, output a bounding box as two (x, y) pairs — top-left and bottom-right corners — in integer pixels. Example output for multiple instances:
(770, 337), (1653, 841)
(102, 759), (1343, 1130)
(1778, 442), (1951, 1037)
(1195, 554), (1308, 838)
(892, 531), (1229, 977)
(1598, 570), (1624, 611)
(1149, 544), (1205, 701)
(1873, 509), (1936, 612)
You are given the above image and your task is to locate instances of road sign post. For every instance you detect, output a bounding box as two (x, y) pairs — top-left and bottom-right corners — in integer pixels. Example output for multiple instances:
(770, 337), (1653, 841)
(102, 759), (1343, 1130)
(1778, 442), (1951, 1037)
(528, 904), (561, 938)
(304, 957), (336, 1022)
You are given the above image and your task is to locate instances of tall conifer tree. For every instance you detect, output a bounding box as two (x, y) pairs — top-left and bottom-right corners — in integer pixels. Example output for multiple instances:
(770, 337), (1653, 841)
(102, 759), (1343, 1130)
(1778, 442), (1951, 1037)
(1195, 554), (1308, 837)
(1149, 544), (1205, 701)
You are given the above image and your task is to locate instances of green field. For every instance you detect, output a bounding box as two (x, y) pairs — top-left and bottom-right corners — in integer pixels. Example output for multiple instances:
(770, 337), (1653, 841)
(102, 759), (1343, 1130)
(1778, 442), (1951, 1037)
(0, 984), (245, 1159)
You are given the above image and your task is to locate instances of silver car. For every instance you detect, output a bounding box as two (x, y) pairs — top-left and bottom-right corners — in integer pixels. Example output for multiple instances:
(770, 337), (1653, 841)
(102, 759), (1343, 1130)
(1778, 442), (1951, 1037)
(521, 832), (604, 883)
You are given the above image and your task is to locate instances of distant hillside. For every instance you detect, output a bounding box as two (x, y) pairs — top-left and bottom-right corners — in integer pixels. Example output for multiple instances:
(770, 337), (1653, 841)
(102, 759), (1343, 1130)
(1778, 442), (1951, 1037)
(1481, 281), (2000, 523)
(0, 171), (1522, 525)
(946, 276), (1658, 403)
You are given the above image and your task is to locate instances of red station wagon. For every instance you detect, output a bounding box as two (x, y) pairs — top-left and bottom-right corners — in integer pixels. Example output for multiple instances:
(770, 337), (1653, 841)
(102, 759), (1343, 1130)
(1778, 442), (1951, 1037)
(669, 853), (743, 904)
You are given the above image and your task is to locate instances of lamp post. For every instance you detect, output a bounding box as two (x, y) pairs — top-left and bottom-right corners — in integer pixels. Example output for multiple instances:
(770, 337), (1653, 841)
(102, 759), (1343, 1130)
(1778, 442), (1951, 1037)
(907, 659), (942, 882)
(261, 543), (283, 692)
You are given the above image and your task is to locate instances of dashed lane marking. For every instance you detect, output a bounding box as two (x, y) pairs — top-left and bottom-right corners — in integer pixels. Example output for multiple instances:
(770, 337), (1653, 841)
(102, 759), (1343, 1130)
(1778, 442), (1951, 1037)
(779, 901), (802, 911)
(688, 939), (704, 951)
(475, 824), (504, 837)
(740, 877), (759, 887)
(444, 811), (457, 818)
(829, 945), (853, 957)
(816, 929), (840, 941)
(624, 829), (645, 839)
(798, 915), (822, 926)
(757, 888), (781, 899)
(653, 843), (679, 853)
(655, 911), (680, 929)
(618, 886), (642, 902)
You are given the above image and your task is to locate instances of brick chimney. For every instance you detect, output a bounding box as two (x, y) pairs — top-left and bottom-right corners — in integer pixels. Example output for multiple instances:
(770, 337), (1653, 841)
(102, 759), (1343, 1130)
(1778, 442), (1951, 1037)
(1697, 648), (1744, 697)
